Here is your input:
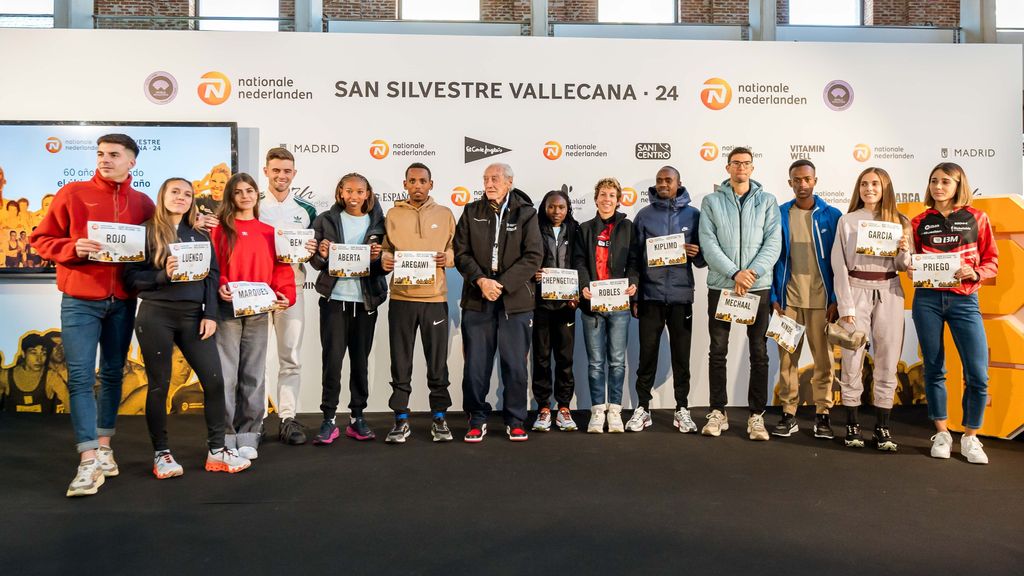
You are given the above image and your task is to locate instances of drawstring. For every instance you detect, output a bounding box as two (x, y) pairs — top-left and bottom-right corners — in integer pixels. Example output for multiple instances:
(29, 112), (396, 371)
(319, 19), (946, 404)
(872, 289), (881, 306)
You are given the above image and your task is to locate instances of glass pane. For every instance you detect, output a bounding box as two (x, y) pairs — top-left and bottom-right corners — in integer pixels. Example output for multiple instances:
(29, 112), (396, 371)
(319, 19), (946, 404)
(402, 0), (479, 21)
(789, 0), (860, 26)
(997, 0), (1024, 28)
(199, 0), (279, 31)
(599, 0), (674, 24)
(0, 0), (53, 27)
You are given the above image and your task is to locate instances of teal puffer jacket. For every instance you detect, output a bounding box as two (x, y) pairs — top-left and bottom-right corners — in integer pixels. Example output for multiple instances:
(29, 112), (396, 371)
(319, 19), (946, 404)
(698, 179), (781, 291)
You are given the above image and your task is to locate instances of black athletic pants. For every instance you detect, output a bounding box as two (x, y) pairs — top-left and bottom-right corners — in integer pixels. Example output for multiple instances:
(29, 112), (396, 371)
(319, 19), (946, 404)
(319, 298), (378, 419)
(635, 301), (693, 410)
(707, 289), (771, 413)
(387, 299), (452, 415)
(531, 305), (576, 409)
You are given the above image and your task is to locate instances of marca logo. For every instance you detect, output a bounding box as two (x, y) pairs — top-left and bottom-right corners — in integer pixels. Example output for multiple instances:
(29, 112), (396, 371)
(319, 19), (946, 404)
(853, 143), (872, 162)
(369, 139), (390, 160)
(700, 78), (732, 111)
(144, 71), (177, 105)
(451, 186), (471, 206)
(198, 71), (231, 106)
(621, 187), (638, 207)
(465, 137), (511, 163)
(45, 137), (62, 154)
(543, 141), (562, 160)
(699, 142), (719, 161)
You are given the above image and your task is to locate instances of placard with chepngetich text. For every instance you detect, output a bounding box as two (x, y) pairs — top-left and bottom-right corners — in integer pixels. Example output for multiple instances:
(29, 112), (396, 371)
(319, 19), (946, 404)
(766, 310), (805, 354)
(912, 252), (961, 289)
(590, 278), (629, 312)
(714, 289), (760, 325)
(646, 233), (687, 267)
(86, 221), (146, 262)
(329, 243), (370, 278)
(229, 281), (276, 318)
(168, 241), (210, 282)
(393, 251), (435, 286)
(274, 228), (314, 264)
(541, 268), (578, 300)
(855, 220), (903, 257)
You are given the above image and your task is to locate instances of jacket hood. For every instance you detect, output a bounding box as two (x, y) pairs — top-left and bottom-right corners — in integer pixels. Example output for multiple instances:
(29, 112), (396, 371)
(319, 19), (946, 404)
(92, 171), (133, 193)
(715, 178), (764, 197)
(646, 186), (692, 210)
(508, 188), (534, 209)
(393, 196), (436, 211)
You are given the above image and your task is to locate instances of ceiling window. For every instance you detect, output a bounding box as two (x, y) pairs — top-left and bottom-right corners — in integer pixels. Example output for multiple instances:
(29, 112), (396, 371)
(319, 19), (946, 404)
(0, 0), (53, 28)
(789, 0), (860, 26)
(997, 0), (1024, 28)
(401, 0), (480, 21)
(599, 0), (675, 24)
(199, 0), (280, 31)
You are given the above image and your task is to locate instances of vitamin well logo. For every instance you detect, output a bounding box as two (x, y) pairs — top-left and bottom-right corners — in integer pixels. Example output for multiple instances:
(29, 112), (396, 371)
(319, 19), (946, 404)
(621, 187), (638, 207)
(369, 139), (390, 160)
(543, 141), (562, 160)
(700, 78), (732, 111)
(451, 187), (471, 206)
(198, 72), (231, 105)
(853, 144), (872, 162)
(45, 137), (63, 153)
(699, 142), (719, 161)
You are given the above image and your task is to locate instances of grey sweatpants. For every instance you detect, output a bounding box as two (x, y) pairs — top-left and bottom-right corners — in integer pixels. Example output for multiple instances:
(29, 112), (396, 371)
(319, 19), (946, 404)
(838, 278), (904, 410)
(217, 312), (270, 449)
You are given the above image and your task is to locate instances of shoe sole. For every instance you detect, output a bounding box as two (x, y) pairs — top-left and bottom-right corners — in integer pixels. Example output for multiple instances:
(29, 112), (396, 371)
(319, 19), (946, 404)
(587, 427), (604, 434)
(876, 441), (898, 452)
(748, 431), (770, 441)
(283, 436), (307, 445)
(385, 429), (412, 444)
(814, 429), (834, 439)
(702, 422), (729, 437)
(845, 439), (865, 448)
(628, 419), (653, 432)
(432, 431), (454, 442)
(508, 435), (529, 442)
(66, 473), (105, 497)
(556, 423), (578, 431)
(531, 424), (552, 432)
(205, 460), (251, 474)
(312, 428), (341, 446)
(345, 427), (375, 441)
(771, 424), (798, 437)
(464, 434), (486, 443)
(153, 467), (184, 480)
(672, 420), (698, 433)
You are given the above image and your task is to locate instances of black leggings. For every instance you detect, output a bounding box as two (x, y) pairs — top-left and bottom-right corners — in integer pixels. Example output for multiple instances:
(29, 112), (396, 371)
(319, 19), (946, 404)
(135, 300), (226, 451)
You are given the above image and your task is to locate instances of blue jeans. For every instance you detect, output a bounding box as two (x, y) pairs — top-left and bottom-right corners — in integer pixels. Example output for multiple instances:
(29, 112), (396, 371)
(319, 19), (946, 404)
(911, 289), (988, 429)
(581, 310), (630, 405)
(60, 295), (137, 452)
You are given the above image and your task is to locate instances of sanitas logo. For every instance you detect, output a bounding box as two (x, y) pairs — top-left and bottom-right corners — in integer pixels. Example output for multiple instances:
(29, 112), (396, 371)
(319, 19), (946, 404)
(465, 137), (511, 163)
(369, 139), (390, 160)
(621, 187), (638, 207)
(699, 142), (719, 161)
(45, 137), (63, 153)
(635, 143), (671, 160)
(543, 141), (562, 160)
(451, 187), (471, 206)
(700, 78), (732, 110)
(198, 71), (231, 105)
(853, 144), (872, 162)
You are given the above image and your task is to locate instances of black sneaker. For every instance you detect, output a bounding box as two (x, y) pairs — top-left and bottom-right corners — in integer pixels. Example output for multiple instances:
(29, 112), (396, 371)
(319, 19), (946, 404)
(279, 417), (307, 445)
(873, 425), (898, 452)
(771, 413), (798, 437)
(813, 414), (834, 439)
(431, 416), (453, 442)
(844, 423), (865, 448)
(385, 418), (411, 444)
(345, 417), (375, 441)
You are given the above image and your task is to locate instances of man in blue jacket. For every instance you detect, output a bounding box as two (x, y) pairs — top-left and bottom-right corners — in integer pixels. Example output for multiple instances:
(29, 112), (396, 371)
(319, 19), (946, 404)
(698, 147), (781, 441)
(769, 159), (842, 439)
(625, 166), (706, 433)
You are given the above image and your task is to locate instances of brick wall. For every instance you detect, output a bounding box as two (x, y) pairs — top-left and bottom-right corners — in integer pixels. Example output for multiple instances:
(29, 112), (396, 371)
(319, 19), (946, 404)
(94, 0), (195, 30)
(324, 1), (396, 19)
(866, 0), (959, 27)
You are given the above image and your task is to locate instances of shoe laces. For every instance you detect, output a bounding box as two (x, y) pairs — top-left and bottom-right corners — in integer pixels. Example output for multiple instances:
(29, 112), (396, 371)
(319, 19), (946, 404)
(706, 411), (723, 422)
(876, 426), (892, 440)
(847, 423), (861, 434)
(750, 414), (766, 431)
(930, 432), (950, 444)
(157, 452), (175, 465)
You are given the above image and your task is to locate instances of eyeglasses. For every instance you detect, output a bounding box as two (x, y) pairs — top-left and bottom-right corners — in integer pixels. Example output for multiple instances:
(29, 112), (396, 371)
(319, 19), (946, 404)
(728, 161), (753, 168)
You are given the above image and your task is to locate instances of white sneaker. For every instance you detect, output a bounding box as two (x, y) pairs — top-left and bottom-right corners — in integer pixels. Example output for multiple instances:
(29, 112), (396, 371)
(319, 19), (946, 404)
(625, 406), (653, 432)
(206, 447), (252, 473)
(96, 445), (119, 477)
(701, 410), (729, 437)
(673, 408), (698, 434)
(607, 404), (625, 433)
(587, 405), (607, 434)
(153, 451), (184, 480)
(929, 431), (952, 459)
(960, 434), (989, 465)
(66, 459), (104, 497)
(237, 446), (259, 460)
(747, 413), (770, 441)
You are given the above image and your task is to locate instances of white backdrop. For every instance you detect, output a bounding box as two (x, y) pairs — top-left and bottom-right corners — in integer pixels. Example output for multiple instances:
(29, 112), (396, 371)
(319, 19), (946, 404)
(0, 29), (1020, 413)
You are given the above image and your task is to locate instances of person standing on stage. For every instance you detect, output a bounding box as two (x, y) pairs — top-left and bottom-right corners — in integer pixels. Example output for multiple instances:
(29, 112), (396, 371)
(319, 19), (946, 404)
(381, 163), (456, 443)
(454, 163), (543, 443)
(30, 134), (155, 497)
(769, 160), (842, 439)
(699, 147), (781, 441)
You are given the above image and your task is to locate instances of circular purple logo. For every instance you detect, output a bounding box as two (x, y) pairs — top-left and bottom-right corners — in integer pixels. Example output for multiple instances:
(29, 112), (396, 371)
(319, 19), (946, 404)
(823, 80), (853, 111)
(144, 71), (177, 105)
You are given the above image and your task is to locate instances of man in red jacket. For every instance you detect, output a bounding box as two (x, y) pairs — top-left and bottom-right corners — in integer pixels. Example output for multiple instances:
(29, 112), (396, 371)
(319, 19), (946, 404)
(30, 134), (155, 497)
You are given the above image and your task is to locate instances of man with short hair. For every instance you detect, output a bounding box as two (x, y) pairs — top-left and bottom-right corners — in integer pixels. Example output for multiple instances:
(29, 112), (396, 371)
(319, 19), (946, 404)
(770, 159), (841, 439)
(698, 147), (781, 441)
(31, 134), (156, 496)
(626, 166), (705, 433)
(257, 147), (317, 445)
(454, 163), (543, 442)
(381, 163), (456, 443)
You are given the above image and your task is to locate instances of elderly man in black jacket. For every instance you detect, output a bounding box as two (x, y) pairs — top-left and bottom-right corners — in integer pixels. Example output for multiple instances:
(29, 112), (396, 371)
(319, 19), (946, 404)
(454, 163), (543, 443)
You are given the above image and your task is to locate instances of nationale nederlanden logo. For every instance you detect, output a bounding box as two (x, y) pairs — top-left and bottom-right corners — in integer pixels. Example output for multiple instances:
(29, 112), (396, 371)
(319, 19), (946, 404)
(699, 142), (719, 161)
(144, 71), (178, 105)
(700, 78), (732, 111)
(45, 137), (62, 154)
(369, 139), (390, 160)
(620, 187), (638, 207)
(198, 72), (231, 106)
(543, 141), (563, 161)
(451, 187), (471, 207)
(853, 143), (872, 162)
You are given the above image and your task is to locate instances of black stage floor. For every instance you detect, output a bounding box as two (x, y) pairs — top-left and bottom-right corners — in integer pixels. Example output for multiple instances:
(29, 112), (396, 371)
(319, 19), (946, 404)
(1, 407), (1022, 575)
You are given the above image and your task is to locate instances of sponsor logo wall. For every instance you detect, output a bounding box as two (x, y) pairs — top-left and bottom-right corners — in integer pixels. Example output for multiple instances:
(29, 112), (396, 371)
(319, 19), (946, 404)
(0, 30), (1020, 414)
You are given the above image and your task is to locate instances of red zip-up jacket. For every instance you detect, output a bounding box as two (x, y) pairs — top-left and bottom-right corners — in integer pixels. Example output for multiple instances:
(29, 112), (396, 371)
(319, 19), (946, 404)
(29, 173), (155, 300)
(910, 205), (998, 296)
(210, 218), (296, 306)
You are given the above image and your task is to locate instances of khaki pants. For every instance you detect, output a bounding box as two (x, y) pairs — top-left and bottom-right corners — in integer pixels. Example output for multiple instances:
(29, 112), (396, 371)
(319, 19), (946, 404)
(776, 306), (834, 415)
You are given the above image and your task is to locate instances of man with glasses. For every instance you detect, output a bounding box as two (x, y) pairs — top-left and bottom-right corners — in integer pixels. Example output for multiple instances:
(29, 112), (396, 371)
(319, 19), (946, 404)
(698, 147), (781, 441)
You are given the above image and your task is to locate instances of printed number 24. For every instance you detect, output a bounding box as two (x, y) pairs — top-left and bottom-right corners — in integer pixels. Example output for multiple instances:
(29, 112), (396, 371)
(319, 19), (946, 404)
(655, 85), (678, 101)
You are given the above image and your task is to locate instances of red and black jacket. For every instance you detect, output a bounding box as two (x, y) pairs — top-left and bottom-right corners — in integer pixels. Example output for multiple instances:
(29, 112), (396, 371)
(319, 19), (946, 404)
(910, 205), (998, 296)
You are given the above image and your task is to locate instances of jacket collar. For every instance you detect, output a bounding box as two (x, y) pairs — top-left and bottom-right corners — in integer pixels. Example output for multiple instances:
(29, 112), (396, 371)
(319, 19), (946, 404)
(91, 172), (132, 193)
(645, 186), (692, 210)
(715, 178), (763, 197)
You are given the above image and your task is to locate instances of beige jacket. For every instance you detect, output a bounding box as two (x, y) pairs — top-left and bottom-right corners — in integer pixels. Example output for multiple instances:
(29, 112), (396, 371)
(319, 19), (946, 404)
(382, 197), (456, 302)
(831, 207), (911, 318)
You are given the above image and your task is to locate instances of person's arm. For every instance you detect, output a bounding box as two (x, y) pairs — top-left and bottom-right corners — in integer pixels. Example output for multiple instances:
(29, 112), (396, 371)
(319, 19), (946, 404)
(973, 210), (999, 282)
(203, 239), (221, 321)
(308, 215), (328, 272)
(454, 210), (486, 284)
(573, 225), (592, 289)
(689, 208), (707, 269)
(496, 210), (543, 291)
(894, 220), (912, 272)
(697, 199), (740, 279)
(443, 211), (456, 268)
(123, 232), (168, 292)
(831, 217), (855, 318)
(271, 259), (297, 306)
(748, 198), (782, 280)
(27, 191), (81, 264)
(627, 215), (645, 287)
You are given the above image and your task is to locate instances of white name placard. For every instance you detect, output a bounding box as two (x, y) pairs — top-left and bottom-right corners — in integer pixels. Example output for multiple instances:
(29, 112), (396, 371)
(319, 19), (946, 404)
(329, 243), (370, 278)
(912, 253), (961, 289)
(274, 228), (314, 264)
(646, 233), (687, 267)
(87, 221), (146, 263)
(229, 281), (276, 318)
(714, 289), (761, 325)
(168, 241), (210, 282)
(590, 278), (629, 313)
(540, 268), (578, 301)
(393, 250), (436, 286)
(855, 220), (902, 258)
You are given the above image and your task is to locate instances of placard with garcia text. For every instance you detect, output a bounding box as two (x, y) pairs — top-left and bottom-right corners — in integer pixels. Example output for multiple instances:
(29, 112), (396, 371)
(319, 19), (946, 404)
(855, 220), (903, 258)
